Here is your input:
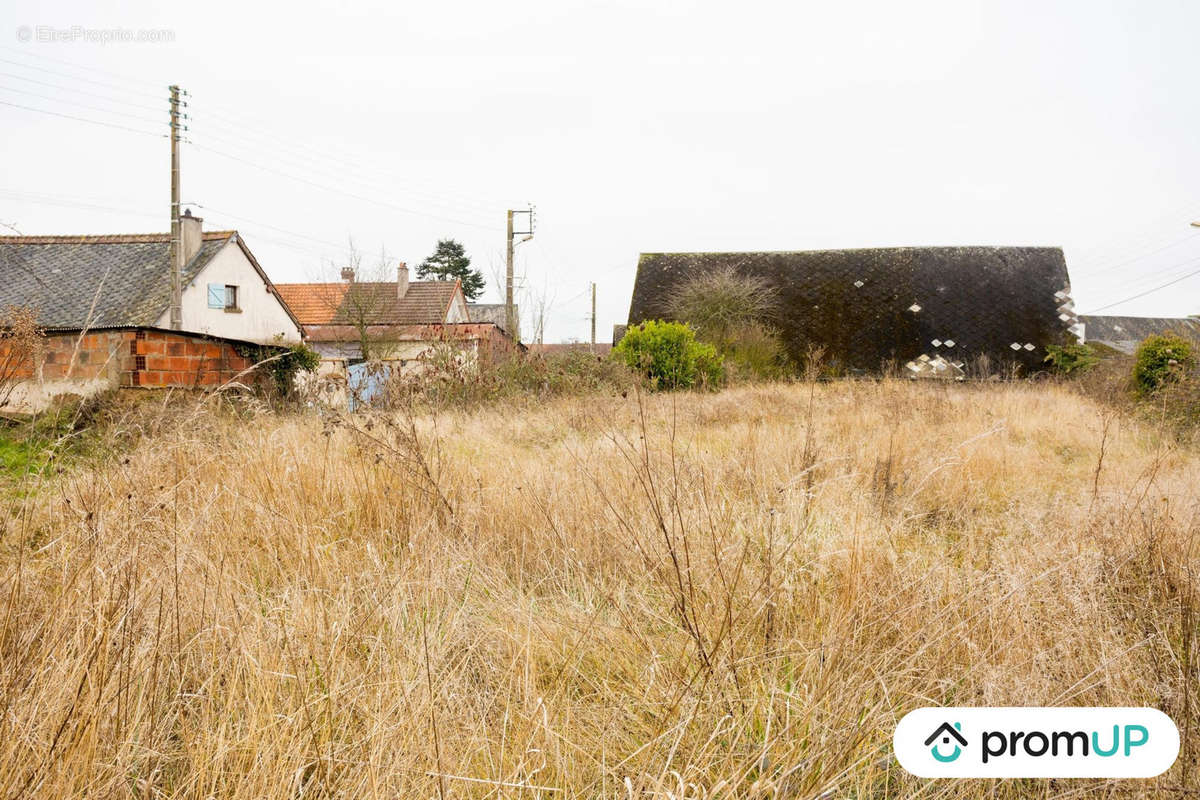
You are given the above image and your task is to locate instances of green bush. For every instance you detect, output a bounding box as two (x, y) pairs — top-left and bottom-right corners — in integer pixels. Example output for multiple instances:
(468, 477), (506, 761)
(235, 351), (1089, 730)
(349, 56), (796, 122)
(233, 341), (322, 397)
(614, 320), (723, 390)
(1133, 334), (1195, 396)
(1044, 343), (1100, 375)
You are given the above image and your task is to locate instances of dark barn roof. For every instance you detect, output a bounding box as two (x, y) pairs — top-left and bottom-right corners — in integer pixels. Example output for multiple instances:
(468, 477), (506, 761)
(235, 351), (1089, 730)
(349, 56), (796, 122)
(1080, 315), (1200, 355)
(627, 247), (1076, 373)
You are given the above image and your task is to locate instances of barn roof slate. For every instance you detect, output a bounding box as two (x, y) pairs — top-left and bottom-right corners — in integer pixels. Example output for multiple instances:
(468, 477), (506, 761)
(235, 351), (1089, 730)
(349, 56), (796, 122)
(0, 232), (234, 330)
(626, 247), (1077, 372)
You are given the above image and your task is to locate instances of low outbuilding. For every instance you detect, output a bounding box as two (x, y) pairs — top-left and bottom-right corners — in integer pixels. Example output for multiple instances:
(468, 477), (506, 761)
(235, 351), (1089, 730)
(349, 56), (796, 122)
(0, 213), (303, 412)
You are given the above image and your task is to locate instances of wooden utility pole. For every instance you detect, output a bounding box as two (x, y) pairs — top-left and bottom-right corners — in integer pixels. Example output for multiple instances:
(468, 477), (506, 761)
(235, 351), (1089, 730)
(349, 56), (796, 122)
(590, 282), (596, 351)
(505, 209), (514, 339)
(168, 84), (183, 330)
(505, 206), (535, 342)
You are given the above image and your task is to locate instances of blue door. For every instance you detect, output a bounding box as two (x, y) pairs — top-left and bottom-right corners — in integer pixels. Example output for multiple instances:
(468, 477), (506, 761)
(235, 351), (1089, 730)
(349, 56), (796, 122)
(346, 362), (390, 411)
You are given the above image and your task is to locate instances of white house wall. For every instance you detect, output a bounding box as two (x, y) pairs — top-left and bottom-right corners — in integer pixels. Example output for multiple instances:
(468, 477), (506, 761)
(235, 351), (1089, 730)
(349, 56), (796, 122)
(446, 293), (468, 322)
(155, 240), (302, 344)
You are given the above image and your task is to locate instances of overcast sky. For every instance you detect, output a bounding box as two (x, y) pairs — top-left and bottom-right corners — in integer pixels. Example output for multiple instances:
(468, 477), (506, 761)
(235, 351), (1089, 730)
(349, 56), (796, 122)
(3, 0), (1199, 342)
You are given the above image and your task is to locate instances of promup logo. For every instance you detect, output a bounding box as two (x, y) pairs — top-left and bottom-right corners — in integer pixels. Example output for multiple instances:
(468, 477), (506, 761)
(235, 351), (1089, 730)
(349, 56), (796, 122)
(924, 722), (967, 762)
(894, 708), (1179, 778)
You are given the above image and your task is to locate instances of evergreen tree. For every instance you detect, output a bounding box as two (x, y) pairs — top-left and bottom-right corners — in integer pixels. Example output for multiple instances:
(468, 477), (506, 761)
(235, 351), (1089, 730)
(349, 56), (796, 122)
(416, 239), (486, 300)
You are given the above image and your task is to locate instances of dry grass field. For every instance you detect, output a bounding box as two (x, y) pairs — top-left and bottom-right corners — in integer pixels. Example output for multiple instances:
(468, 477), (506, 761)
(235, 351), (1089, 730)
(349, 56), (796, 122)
(1, 380), (1197, 798)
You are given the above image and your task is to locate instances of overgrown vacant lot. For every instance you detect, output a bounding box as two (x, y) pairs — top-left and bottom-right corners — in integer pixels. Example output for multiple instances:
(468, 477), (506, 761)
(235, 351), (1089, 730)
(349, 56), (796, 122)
(1, 381), (1197, 798)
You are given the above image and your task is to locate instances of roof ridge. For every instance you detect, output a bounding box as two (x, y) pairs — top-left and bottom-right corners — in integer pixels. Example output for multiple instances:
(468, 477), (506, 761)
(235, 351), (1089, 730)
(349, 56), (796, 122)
(1081, 313), (1198, 320)
(274, 279), (459, 287)
(0, 231), (237, 244)
(640, 246), (1065, 258)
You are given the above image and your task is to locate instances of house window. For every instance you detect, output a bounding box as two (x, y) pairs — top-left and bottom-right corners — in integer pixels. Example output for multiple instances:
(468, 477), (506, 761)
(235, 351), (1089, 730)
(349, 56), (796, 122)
(207, 284), (241, 311)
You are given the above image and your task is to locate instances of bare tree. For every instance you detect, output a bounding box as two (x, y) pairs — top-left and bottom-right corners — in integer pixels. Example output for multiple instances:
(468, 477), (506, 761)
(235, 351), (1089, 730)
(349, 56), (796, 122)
(317, 239), (401, 361)
(517, 268), (554, 345)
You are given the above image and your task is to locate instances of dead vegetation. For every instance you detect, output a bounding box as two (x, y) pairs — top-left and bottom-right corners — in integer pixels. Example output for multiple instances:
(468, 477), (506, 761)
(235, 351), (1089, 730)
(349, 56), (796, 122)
(0, 380), (1197, 798)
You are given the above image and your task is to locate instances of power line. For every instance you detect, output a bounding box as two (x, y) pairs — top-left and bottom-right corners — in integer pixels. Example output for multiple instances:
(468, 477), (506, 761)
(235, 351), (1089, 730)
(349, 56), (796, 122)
(188, 141), (504, 232)
(1077, 229), (1200, 278)
(3, 189), (389, 267)
(3, 60), (493, 219)
(1086, 257), (1200, 312)
(2, 55), (506, 218)
(0, 189), (158, 220)
(186, 202), (372, 255)
(1069, 202), (1200, 266)
(0, 45), (163, 90)
(0, 84), (165, 127)
(185, 124), (495, 224)
(0, 98), (165, 137)
(191, 96), (509, 210)
(191, 108), (504, 215)
(0, 56), (165, 101)
(0, 69), (167, 114)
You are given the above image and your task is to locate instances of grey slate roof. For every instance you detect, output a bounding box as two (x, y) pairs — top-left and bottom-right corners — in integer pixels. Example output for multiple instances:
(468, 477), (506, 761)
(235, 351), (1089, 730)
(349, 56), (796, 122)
(1080, 315), (1200, 355)
(627, 247), (1077, 373)
(0, 232), (233, 330)
(466, 303), (519, 338)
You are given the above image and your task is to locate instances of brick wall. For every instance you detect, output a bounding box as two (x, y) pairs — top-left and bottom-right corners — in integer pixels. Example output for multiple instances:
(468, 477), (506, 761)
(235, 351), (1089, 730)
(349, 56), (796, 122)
(0, 327), (264, 391)
(122, 329), (260, 388)
(1, 330), (126, 382)
(392, 323), (521, 364)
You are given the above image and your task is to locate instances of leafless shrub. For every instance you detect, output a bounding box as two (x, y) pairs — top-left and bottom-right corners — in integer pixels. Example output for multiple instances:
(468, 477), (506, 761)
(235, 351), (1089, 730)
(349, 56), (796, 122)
(0, 305), (43, 411)
(665, 265), (780, 353)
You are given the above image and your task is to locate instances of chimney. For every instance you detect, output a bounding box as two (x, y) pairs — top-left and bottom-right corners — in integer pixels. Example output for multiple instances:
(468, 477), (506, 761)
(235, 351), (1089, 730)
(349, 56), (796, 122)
(180, 208), (203, 263)
(340, 267), (355, 282)
(397, 261), (409, 299)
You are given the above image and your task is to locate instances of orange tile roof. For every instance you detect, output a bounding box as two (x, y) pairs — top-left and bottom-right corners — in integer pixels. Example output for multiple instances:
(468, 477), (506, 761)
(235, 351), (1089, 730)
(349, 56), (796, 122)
(275, 280), (462, 326)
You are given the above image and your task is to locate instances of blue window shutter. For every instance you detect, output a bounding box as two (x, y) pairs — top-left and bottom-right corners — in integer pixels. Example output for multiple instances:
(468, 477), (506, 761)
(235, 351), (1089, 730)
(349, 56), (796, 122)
(207, 284), (225, 308)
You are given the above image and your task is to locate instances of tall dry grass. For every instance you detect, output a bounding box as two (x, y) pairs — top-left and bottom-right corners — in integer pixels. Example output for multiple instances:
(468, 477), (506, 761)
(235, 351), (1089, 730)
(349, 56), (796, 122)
(0, 380), (1197, 798)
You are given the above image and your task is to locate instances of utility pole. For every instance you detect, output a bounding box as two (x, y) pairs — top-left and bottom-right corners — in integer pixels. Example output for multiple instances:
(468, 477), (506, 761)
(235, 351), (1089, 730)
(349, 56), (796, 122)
(505, 210), (514, 339)
(505, 206), (534, 342)
(590, 282), (596, 351)
(168, 84), (183, 330)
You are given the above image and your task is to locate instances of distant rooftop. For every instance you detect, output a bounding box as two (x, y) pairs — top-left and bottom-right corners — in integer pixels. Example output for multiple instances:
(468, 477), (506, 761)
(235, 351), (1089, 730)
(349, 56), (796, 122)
(1080, 314), (1200, 354)
(277, 280), (461, 327)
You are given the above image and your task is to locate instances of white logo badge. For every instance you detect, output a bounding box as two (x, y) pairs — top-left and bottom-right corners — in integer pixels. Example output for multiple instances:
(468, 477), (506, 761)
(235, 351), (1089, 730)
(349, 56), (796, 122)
(894, 707), (1179, 778)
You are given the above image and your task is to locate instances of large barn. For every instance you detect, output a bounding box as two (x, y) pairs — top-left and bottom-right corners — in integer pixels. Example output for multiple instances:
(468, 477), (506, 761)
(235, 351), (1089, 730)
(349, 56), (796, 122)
(625, 247), (1078, 375)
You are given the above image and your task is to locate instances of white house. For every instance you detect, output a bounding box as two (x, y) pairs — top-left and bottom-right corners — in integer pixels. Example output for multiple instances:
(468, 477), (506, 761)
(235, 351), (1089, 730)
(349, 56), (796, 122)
(155, 210), (303, 344)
